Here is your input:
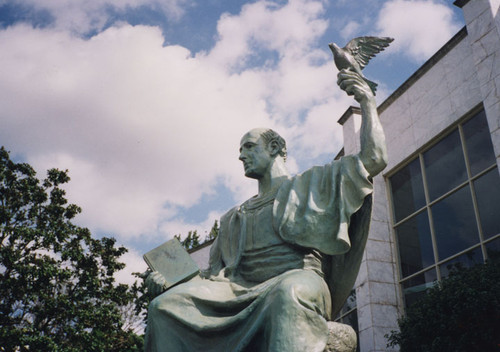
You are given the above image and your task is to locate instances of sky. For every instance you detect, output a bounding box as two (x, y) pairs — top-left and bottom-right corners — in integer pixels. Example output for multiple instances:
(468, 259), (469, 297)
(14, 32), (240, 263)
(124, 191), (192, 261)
(0, 0), (464, 284)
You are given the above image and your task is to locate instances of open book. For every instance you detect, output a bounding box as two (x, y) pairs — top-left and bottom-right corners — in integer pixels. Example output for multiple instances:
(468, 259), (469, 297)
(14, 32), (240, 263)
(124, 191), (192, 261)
(143, 238), (199, 290)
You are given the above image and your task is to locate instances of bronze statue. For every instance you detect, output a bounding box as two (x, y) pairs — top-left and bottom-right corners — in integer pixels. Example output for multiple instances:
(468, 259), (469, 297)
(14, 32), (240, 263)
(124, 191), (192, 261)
(143, 39), (390, 352)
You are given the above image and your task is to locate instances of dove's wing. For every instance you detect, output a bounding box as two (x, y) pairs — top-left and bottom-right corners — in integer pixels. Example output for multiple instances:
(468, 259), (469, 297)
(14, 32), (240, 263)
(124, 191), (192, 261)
(345, 36), (394, 69)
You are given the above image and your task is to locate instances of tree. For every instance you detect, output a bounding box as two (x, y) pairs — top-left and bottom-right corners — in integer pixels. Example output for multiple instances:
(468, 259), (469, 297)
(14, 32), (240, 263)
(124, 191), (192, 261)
(0, 147), (143, 352)
(174, 220), (219, 252)
(205, 220), (219, 242)
(174, 230), (201, 251)
(387, 258), (500, 352)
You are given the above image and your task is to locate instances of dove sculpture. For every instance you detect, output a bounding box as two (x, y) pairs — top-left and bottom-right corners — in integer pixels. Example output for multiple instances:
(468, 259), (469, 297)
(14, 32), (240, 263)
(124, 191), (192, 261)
(329, 36), (393, 95)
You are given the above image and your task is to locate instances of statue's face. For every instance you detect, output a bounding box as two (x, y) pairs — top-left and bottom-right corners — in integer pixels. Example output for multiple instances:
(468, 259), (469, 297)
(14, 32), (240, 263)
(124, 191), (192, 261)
(239, 129), (272, 179)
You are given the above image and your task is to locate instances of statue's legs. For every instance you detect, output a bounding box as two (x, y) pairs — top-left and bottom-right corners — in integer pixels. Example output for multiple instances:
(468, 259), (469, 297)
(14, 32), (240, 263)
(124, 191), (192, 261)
(145, 269), (331, 352)
(255, 269), (331, 352)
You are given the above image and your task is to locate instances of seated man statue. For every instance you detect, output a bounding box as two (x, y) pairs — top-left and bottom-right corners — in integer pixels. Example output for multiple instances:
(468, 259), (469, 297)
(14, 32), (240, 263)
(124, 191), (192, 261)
(144, 69), (387, 352)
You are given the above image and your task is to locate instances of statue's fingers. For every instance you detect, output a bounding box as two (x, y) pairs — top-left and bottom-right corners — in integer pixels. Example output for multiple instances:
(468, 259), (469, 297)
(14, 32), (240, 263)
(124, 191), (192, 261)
(338, 78), (357, 91)
(138, 269), (152, 279)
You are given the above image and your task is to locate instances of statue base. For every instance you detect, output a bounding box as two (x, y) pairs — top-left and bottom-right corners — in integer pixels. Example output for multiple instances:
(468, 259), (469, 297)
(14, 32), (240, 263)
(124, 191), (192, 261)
(324, 322), (357, 352)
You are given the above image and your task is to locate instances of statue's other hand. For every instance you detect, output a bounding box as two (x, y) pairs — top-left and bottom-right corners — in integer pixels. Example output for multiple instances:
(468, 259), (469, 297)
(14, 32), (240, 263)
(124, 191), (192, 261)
(337, 69), (373, 103)
(145, 270), (168, 297)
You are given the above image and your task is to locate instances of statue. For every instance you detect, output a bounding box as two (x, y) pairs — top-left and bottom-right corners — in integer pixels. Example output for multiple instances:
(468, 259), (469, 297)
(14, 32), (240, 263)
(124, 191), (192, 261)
(143, 38), (390, 352)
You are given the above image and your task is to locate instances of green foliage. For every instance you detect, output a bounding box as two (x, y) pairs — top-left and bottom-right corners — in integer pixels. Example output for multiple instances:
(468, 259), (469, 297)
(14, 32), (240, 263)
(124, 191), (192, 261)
(174, 230), (201, 251)
(175, 220), (219, 251)
(387, 259), (500, 352)
(0, 147), (143, 351)
(206, 220), (219, 242)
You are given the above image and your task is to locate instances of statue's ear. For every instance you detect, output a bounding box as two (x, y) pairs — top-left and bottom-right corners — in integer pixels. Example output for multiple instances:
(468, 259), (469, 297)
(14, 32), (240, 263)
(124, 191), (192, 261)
(268, 140), (280, 157)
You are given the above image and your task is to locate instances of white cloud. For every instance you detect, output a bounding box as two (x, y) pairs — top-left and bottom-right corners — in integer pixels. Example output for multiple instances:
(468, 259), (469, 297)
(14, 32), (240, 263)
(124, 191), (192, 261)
(340, 20), (361, 40)
(115, 247), (148, 285)
(13, 0), (190, 33)
(0, 23), (273, 240)
(0, 0), (356, 247)
(206, 0), (328, 69)
(376, 0), (461, 62)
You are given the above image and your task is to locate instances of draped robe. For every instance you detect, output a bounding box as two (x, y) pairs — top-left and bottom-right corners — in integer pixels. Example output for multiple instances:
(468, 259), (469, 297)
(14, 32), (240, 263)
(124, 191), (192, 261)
(145, 155), (373, 352)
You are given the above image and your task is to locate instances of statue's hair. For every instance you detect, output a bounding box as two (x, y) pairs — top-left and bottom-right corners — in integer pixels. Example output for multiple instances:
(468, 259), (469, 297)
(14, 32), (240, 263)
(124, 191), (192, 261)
(261, 129), (287, 162)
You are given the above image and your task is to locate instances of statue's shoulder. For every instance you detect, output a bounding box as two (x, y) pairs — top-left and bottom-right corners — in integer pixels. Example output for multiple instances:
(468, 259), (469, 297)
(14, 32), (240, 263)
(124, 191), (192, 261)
(292, 159), (341, 180)
(221, 205), (239, 221)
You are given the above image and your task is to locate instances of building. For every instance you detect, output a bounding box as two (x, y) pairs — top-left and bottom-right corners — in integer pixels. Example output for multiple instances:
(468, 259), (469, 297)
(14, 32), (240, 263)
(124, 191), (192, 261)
(191, 1), (500, 350)
(335, 1), (500, 350)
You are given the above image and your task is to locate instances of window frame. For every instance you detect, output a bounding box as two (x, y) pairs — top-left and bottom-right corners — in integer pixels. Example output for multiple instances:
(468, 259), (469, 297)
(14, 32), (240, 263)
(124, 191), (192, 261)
(385, 104), (500, 309)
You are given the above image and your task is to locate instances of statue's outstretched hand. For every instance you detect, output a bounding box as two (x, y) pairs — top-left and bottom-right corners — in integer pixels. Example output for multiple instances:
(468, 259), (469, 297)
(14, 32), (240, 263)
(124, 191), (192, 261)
(141, 270), (168, 297)
(337, 69), (374, 104)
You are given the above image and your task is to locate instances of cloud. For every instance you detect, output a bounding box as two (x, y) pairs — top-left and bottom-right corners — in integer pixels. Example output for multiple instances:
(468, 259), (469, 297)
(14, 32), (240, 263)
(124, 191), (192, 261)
(0, 23), (271, 240)
(206, 0), (328, 69)
(10, 0), (190, 33)
(375, 0), (461, 62)
(0, 0), (349, 246)
(115, 247), (148, 285)
(340, 20), (361, 40)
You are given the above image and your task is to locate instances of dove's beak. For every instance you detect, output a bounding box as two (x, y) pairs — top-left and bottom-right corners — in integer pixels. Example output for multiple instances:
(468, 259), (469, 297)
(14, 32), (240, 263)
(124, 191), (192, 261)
(328, 43), (337, 54)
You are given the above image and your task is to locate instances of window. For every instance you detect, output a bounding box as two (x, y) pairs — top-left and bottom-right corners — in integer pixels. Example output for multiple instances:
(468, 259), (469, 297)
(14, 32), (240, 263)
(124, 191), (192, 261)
(388, 108), (500, 309)
(334, 290), (359, 352)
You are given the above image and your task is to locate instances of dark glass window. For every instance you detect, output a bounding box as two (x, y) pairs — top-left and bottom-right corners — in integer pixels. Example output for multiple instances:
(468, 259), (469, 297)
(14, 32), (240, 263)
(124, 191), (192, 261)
(396, 212), (434, 277)
(390, 158), (426, 222)
(439, 248), (482, 278)
(423, 129), (467, 201)
(463, 110), (496, 176)
(401, 269), (437, 309)
(334, 290), (359, 352)
(389, 108), (499, 312)
(474, 169), (500, 239)
(431, 186), (479, 260)
(485, 238), (500, 261)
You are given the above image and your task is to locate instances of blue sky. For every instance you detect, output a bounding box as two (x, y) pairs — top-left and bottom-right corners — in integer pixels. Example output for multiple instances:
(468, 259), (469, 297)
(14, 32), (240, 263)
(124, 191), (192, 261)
(0, 0), (464, 283)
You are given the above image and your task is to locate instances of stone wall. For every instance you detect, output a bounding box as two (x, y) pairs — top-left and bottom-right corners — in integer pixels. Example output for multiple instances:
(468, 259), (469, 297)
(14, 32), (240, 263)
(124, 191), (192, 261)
(339, 1), (500, 350)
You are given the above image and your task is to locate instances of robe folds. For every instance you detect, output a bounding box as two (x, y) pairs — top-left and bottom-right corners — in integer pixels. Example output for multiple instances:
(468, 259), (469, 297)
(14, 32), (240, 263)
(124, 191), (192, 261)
(145, 155), (373, 352)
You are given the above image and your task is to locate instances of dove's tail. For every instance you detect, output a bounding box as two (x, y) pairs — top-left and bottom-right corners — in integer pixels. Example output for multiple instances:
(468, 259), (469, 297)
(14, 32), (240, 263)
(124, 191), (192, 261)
(365, 78), (378, 95)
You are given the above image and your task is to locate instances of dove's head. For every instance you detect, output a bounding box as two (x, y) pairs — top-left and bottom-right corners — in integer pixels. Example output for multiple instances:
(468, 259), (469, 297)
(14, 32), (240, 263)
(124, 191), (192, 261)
(328, 42), (340, 55)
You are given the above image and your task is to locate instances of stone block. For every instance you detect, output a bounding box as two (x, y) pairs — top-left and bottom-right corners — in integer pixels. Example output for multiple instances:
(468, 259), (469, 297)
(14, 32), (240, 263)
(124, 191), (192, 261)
(358, 327), (374, 352)
(443, 40), (477, 93)
(476, 54), (497, 87)
(380, 94), (412, 137)
(365, 239), (393, 263)
(356, 281), (371, 309)
(368, 282), (398, 305)
(371, 304), (399, 328)
(467, 10), (496, 42)
(373, 326), (398, 352)
(386, 125), (415, 170)
(491, 128), (500, 160)
(367, 260), (396, 284)
(357, 304), (373, 331)
(355, 260), (368, 286)
(368, 219), (390, 242)
(450, 75), (481, 118)
(463, 0), (491, 27)
(413, 98), (454, 150)
(480, 27), (500, 57)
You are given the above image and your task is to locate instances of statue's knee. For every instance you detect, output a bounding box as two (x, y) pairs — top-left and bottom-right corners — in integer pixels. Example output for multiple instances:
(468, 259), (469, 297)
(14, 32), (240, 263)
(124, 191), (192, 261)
(148, 291), (175, 317)
(274, 271), (327, 306)
(148, 295), (162, 317)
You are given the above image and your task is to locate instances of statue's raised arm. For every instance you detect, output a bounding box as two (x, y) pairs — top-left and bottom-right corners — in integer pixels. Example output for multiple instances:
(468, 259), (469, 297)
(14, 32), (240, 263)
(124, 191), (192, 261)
(330, 36), (392, 177)
(337, 69), (388, 176)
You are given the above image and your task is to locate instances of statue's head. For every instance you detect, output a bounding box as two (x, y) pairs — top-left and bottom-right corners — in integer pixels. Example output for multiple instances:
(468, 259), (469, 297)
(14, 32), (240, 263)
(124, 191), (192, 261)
(239, 128), (287, 179)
